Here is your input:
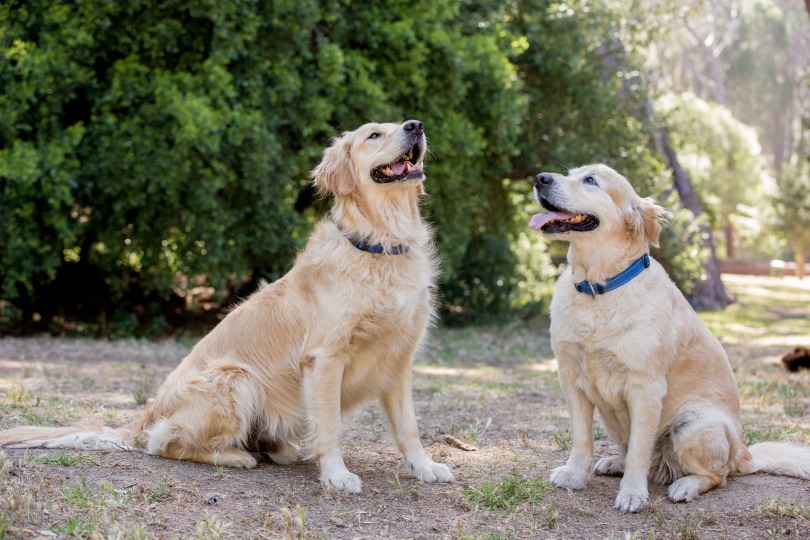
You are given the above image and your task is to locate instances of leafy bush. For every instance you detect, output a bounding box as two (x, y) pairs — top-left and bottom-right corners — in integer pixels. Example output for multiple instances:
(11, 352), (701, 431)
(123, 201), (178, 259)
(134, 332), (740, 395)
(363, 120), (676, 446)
(0, 0), (706, 333)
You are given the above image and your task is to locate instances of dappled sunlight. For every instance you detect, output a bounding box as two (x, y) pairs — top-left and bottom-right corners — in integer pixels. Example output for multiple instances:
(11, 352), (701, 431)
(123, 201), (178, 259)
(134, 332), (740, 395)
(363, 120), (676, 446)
(723, 274), (810, 292)
(528, 358), (559, 373)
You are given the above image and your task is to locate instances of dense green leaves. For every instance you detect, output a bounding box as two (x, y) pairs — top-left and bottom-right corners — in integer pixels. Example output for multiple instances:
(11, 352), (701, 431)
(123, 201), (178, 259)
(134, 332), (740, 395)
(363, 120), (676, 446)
(1, 0), (708, 333)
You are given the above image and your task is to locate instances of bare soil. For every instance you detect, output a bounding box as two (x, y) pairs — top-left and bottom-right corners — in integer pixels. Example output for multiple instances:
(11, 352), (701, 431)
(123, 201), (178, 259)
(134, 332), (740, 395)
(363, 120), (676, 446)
(1, 275), (809, 539)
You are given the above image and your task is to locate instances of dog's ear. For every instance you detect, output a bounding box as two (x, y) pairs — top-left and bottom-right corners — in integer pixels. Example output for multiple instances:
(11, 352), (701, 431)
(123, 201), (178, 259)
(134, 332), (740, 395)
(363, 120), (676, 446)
(626, 197), (667, 247)
(311, 135), (355, 196)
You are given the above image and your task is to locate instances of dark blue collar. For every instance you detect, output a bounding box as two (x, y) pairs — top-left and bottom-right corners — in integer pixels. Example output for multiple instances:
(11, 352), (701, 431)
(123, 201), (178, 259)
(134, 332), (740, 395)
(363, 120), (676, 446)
(575, 254), (651, 296)
(350, 238), (410, 255)
(335, 222), (410, 255)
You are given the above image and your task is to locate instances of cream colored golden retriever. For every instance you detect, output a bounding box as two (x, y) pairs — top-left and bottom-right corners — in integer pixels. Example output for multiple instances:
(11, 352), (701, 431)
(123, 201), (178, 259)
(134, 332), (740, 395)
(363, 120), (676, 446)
(531, 164), (810, 512)
(0, 120), (453, 493)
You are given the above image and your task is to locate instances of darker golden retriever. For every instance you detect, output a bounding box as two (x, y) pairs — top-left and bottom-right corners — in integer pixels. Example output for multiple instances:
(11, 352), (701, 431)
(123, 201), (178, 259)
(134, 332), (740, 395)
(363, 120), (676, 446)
(531, 164), (810, 512)
(0, 120), (453, 493)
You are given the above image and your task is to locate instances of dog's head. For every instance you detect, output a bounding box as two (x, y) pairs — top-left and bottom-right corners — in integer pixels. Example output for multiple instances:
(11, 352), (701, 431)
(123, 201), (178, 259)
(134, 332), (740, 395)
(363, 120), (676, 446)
(530, 164), (666, 249)
(311, 120), (427, 197)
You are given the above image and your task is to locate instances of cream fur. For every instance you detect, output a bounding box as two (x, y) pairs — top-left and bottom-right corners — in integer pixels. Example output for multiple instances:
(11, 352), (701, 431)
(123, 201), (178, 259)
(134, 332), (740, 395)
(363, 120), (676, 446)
(535, 164), (810, 512)
(0, 121), (453, 493)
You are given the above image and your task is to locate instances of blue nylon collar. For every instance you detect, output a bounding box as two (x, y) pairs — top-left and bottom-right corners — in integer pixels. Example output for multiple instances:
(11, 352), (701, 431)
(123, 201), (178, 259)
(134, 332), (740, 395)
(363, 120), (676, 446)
(336, 223), (410, 255)
(575, 254), (651, 296)
(351, 238), (410, 255)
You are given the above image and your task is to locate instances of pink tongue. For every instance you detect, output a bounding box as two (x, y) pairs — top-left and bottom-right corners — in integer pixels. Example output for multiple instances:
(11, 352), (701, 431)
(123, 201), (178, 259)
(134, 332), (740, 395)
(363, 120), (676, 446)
(391, 161), (409, 175)
(530, 212), (575, 230)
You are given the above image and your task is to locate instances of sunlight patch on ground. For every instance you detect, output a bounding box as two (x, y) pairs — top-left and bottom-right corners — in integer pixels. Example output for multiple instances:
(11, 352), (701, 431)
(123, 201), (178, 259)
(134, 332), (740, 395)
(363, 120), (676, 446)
(720, 330), (810, 347)
(528, 358), (558, 373)
(413, 366), (469, 377)
(723, 274), (810, 291)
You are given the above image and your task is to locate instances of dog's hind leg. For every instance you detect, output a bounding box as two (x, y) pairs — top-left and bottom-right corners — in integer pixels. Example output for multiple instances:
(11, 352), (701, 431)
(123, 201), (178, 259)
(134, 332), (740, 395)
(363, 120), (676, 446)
(666, 408), (735, 502)
(146, 364), (260, 468)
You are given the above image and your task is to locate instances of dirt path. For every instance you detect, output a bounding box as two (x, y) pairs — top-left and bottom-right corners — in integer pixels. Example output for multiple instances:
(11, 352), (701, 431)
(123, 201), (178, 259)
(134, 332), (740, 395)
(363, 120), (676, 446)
(1, 275), (809, 539)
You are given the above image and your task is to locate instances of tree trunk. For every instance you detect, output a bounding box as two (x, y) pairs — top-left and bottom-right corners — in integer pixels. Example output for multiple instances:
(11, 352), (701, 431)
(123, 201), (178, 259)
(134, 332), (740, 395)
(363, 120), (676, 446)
(723, 224), (736, 259)
(797, 250), (807, 280)
(653, 129), (735, 310)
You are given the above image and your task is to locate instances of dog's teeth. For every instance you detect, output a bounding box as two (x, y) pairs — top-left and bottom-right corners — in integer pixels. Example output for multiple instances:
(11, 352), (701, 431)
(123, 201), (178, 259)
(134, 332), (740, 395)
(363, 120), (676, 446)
(382, 166), (393, 175)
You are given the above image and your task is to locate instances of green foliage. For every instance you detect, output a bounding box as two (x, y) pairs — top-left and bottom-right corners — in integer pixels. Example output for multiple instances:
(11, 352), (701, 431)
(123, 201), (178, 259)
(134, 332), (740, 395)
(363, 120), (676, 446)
(657, 93), (770, 227)
(441, 233), (518, 324)
(0, 0), (525, 332)
(772, 158), (810, 263)
(724, 0), (808, 168)
(655, 192), (710, 293)
(1, 0), (706, 331)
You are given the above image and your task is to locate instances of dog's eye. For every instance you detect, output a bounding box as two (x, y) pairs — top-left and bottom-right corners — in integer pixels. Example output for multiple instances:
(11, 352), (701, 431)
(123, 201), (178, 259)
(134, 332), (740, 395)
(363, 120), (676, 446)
(368, 132), (381, 140)
(583, 176), (598, 186)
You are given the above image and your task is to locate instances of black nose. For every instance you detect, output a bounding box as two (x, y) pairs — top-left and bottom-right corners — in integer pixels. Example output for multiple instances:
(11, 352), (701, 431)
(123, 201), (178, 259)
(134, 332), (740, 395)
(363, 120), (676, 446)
(535, 173), (554, 188)
(403, 120), (423, 134)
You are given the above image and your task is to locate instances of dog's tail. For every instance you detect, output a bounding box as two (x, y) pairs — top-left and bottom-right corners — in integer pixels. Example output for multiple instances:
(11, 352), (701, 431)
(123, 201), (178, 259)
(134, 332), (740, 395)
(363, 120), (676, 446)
(738, 442), (810, 478)
(0, 420), (136, 451)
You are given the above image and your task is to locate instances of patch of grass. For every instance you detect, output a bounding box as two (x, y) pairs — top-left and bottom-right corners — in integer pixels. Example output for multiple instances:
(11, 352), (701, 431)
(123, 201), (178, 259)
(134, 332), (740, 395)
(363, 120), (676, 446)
(52, 516), (94, 537)
(63, 475), (95, 509)
(5, 383), (33, 404)
(195, 513), (232, 540)
(28, 451), (94, 467)
(461, 417), (492, 443)
(464, 470), (550, 512)
(647, 506), (720, 540)
(699, 276), (810, 341)
(144, 475), (175, 503)
(279, 505), (312, 540)
(742, 421), (805, 445)
(0, 454), (47, 535)
(757, 498), (810, 521)
(738, 379), (810, 417)
(3, 395), (83, 427)
(99, 481), (138, 508)
(428, 324), (553, 369)
(540, 501), (558, 529)
(133, 377), (154, 406)
(553, 430), (571, 451)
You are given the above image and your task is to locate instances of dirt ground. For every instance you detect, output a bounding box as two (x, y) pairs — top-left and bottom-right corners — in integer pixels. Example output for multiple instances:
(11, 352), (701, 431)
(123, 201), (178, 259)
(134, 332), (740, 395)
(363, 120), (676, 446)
(1, 275), (809, 539)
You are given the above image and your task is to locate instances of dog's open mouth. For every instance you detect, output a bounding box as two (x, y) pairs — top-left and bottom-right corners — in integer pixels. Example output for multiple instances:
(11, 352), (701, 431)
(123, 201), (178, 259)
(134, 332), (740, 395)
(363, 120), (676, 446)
(371, 142), (424, 184)
(530, 198), (599, 233)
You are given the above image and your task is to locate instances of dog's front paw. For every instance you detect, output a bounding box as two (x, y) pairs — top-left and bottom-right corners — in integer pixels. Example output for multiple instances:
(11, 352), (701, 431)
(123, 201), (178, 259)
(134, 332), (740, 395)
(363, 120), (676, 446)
(667, 476), (701, 503)
(550, 465), (590, 490)
(614, 489), (649, 513)
(321, 470), (363, 493)
(407, 459), (454, 483)
(594, 455), (625, 476)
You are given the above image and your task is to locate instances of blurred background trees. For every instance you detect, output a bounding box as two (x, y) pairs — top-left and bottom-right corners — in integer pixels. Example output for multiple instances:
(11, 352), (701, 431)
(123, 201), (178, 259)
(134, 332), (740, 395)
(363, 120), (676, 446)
(1, 0), (808, 335)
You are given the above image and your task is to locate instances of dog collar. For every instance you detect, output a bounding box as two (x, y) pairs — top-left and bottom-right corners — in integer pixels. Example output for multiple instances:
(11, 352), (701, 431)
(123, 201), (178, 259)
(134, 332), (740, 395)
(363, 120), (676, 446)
(336, 223), (410, 255)
(575, 254), (650, 296)
(349, 238), (410, 255)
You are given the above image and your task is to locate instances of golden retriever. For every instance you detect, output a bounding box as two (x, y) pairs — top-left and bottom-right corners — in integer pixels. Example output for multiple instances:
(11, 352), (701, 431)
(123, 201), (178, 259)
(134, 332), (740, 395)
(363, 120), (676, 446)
(530, 164), (810, 512)
(0, 120), (454, 493)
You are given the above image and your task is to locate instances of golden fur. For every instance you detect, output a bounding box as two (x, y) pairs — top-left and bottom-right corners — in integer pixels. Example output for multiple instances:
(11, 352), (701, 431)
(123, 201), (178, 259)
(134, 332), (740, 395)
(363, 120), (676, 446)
(531, 164), (810, 512)
(0, 120), (453, 493)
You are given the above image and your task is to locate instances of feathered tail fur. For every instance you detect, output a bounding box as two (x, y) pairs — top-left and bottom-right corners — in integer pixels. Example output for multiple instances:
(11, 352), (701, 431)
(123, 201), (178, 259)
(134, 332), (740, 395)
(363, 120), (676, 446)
(0, 421), (134, 451)
(738, 442), (810, 478)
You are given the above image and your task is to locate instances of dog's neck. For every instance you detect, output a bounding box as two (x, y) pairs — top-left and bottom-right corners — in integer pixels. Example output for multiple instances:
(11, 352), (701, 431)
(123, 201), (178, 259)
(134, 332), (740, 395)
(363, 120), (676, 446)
(330, 184), (430, 249)
(566, 237), (649, 285)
